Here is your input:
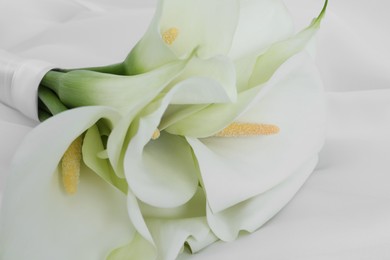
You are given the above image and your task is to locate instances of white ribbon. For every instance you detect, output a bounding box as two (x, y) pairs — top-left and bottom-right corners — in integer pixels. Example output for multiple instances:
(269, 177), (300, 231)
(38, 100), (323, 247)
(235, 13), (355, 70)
(0, 50), (54, 121)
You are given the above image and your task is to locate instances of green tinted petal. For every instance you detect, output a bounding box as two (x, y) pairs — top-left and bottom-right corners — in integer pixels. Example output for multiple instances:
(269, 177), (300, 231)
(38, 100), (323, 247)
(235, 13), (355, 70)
(165, 86), (260, 138)
(106, 108), (141, 178)
(159, 104), (209, 131)
(83, 125), (128, 194)
(247, 0), (327, 88)
(123, 3), (177, 75)
(107, 233), (156, 260)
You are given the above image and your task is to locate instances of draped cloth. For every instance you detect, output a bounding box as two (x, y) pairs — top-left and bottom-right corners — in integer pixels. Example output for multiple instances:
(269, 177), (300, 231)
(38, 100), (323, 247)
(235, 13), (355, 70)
(1, 0), (389, 259)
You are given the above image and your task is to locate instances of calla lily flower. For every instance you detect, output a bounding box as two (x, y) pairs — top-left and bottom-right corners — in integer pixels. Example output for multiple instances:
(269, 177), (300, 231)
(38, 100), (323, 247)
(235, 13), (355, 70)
(0, 107), (135, 259)
(0, 0), (327, 259)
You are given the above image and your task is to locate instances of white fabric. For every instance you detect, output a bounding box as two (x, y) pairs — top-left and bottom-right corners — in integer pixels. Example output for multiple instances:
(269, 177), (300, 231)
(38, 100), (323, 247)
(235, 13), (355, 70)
(0, 0), (389, 259)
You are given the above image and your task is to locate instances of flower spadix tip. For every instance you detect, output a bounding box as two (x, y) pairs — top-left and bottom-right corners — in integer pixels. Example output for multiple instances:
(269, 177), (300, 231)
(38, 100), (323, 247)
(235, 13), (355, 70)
(162, 27), (179, 45)
(152, 129), (161, 140)
(215, 122), (280, 137)
(61, 136), (83, 195)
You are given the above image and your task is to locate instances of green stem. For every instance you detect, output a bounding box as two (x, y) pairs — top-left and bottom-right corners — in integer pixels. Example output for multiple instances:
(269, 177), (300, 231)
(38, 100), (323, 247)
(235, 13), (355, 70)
(60, 62), (126, 75)
(312, 0), (328, 28)
(38, 109), (52, 122)
(38, 86), (68, 115)
(41, 70), (64, 93)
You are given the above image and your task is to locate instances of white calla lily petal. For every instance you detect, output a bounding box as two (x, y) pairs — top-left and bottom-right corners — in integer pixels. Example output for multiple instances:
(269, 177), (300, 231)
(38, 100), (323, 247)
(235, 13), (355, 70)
(208, 155), (319, 241)
(128, 132), (198, 208)
(123, 95), (199, 208)
(0, 107), (135, 260)
(185, 230), (219, 254)
(235, 55), (260, 92)
(146, 217), (212, 260)
(168, 55), (237, 104)
(229, 0), (294, 59)
(139, 187), (206, 219)
(106, 191), (156, 260)
(187, 53), (326, 213)
(126, 190), (155, 244)
(0, 121), (31, 206)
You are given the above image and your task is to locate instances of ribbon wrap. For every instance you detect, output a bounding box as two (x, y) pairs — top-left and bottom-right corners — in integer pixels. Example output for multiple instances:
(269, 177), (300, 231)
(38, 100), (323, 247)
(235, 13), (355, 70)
(0, 50), (53, 121)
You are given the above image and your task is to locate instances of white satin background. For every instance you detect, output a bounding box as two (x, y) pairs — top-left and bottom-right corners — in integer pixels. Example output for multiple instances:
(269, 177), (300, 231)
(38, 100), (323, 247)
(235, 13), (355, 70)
(1, 0), (390, 259)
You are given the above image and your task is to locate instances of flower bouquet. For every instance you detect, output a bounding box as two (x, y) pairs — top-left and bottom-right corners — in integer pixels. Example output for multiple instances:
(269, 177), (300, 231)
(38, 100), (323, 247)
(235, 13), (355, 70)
(0, 0), (327, 259)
